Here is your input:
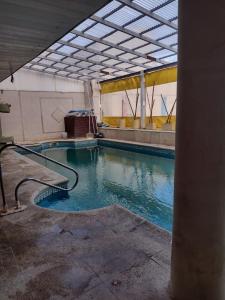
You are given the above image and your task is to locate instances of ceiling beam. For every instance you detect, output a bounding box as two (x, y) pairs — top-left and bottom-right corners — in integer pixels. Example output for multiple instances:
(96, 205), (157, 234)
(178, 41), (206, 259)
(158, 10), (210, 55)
(72, 30), (163, 65)
(118, 0), (177, 30)
(91, 15), (177, 54)
(57, 41), (136, 73)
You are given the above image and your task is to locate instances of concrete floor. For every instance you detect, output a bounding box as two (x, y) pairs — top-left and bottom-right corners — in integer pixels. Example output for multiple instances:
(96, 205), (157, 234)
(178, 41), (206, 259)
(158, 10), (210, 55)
(0, 149), (171, 300)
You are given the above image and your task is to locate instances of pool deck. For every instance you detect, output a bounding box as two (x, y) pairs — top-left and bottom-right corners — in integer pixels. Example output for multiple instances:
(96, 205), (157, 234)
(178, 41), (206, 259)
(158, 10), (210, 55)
(0, 142), (172, 300)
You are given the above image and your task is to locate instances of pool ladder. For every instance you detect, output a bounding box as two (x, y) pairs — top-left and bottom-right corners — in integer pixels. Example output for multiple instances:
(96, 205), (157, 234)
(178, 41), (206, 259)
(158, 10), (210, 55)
(0, 142), (79, 216)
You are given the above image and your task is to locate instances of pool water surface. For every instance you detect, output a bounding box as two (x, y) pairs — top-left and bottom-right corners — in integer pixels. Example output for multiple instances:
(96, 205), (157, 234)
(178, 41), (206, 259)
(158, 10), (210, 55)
(27, 145), (174, 231)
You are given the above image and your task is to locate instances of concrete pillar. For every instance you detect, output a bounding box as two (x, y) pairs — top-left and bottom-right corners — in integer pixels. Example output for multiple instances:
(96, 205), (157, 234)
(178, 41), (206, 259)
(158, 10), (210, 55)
(171, 1), (225, 300)
(140, 71), (146, 129)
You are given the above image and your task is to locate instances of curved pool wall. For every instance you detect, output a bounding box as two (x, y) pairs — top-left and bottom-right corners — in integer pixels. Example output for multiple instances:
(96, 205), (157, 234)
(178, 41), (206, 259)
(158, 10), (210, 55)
(18, 139), (175, 231)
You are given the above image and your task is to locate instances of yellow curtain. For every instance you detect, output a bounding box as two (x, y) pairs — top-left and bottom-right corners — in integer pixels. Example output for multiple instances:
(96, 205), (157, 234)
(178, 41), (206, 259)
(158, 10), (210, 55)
(100, 66), (177, 94)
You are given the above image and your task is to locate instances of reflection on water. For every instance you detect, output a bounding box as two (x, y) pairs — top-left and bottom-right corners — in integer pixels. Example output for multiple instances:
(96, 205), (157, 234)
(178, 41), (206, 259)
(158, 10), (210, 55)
(27, 146), (174, 231)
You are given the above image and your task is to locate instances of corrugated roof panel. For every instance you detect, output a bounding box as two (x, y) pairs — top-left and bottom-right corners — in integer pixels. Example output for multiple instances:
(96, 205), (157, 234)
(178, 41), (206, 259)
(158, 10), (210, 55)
(85, 23), (114, 38)
(104, 48), (124, 56)
(70, 36), (93, 47)
(131, 57), (149, 64)
(39, 59), (54, 66)
(103, 31), (131, 44)
(128, 66), (145, 72)
(59, 45), (77, 55)
(47, 53), (64, 61)
(113, 71), (129, 76)
(95, 0), (122, 18)
(54, 63), (68, 69)
(61, 33), (75, 42)
(120, 37), (147, 49)
(144, 25), (176, 40)
(132, 0), (167, 11)
(76, 61), (93, 68)
(31, 65), (45, 70)
(45, 68), (57, 73)
(75, 19), (96, 32)
(90, 65), (104, 71)
(49, 43), (61, 50)
(88, 42), (110, 52)
(144, 61), (162, 68)
(62, 57), (80, 64)
(90, 55), (108, 62)
(154, 1), (178, 20)
(74, 50), (93, 59)
(57, 71), (70, 76)
(116, 62), (133, 69)
(150, 49), (174, 58)
(163, 54), (177, 63)
(67, 66), (81, 72)
(172, 44), (178, 51)
(159, 34), (178, 46)
(106, 6), (142, 26)
(103, 67), (117, 73)
(125, 16), (160, 33)
(136, 44), (160, 54)
(119, 53), (137, 60)
(105, 59), (121, 66)
(68, 74), (80, 78)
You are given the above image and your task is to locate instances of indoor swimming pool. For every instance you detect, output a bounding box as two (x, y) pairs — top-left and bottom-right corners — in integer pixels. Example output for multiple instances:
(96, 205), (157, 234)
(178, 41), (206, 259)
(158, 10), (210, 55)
(25, 141), (174, 231)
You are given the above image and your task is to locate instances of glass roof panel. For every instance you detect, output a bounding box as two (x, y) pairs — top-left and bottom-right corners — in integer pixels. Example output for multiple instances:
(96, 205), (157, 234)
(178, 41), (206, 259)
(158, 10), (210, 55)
(106, 6), (142, 26)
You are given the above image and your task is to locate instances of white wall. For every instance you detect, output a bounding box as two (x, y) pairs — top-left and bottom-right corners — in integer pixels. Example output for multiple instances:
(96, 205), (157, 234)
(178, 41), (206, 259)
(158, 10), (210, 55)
(100, 82), (177, 118)
(0, 69), (84, 92)
(0, 69), (85, 142)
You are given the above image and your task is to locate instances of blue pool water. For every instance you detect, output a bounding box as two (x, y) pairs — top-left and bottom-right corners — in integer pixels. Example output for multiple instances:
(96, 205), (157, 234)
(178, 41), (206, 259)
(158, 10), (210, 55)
(27, 144), (174, 231)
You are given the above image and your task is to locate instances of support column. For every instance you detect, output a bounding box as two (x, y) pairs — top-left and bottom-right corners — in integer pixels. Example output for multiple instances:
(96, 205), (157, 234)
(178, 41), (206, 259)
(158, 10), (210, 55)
(140, 71), (146, 129)
(171, 1), (225, 300)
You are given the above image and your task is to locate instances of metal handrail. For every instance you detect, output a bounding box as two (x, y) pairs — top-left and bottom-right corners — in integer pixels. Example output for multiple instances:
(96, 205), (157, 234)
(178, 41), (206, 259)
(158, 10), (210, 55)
(0, 142), (79, 211)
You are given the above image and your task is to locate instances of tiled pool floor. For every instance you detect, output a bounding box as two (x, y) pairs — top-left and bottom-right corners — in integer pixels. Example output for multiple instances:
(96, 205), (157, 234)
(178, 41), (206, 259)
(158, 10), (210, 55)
(0, 149), (171, 300)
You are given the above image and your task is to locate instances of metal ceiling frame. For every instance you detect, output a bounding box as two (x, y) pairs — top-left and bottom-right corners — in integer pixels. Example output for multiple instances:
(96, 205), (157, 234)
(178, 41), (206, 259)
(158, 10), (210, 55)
(25, 0), (178, 82)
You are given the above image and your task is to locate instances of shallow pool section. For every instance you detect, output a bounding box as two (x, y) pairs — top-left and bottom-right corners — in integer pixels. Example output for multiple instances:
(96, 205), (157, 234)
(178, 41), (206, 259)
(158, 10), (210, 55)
(26, 144), (174, 231)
